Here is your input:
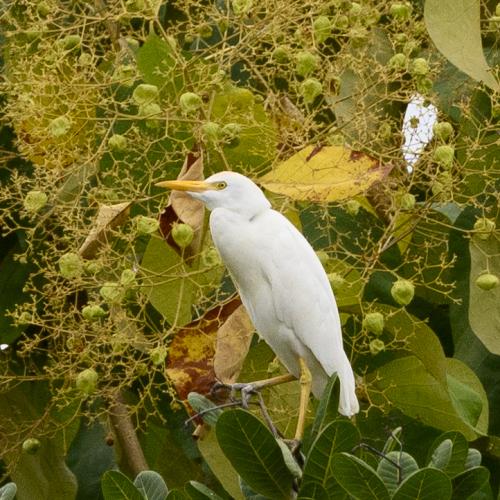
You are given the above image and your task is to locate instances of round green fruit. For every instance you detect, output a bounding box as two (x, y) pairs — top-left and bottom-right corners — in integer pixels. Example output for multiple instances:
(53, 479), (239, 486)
(133, 84), (159, 105)
(82, 305), (106, 321)
(410, 58), (429, 76)
(76, 368), (98, 395)
(399, 193), (416, 210)
(300, 78), (323, 104)
(391, 279), (415, 306)
(370, 339), (385, 355)
(135, 215), (159, 235)
(179, 92), (203, 114)
(201, 121), (222, 143)
(475, 273), (499, 291)
(295, 51), (318, 77)
(272, 46), (290, 64)
(22, 438), (41, 454)
(59, 252), (83, 279)
(150, 346), (167, 366)
(24, 190), (48, 212)
(432, 121), (454, 141)
(389, 3), (412, 21)
(388, 53), (407, 70)
(328, 272), (345, 292)
(473, 218), (495, 240)
(363, 312), (385, 335)
(313, 16), (332, 43)
(48, 115), (71, 137)
(99, 282), (124, 303)
(172, 223), (194, 248)
(108, 134), (128, 152)
(433, 145), (454, 168)
(120, 269), (137, 287)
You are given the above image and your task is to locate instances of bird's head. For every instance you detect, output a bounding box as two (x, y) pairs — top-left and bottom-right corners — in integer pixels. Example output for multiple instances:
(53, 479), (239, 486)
(156, 171), (271, 219)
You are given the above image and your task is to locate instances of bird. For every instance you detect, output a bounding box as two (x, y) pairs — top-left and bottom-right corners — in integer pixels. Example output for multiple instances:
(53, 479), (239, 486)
(156, 171), (359, 432)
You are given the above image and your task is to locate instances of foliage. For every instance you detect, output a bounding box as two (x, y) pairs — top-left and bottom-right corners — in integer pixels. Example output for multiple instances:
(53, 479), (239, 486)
(0, 0), (499, 498)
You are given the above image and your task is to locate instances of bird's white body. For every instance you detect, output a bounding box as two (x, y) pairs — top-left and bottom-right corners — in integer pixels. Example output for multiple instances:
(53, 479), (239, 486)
(172, 171), (359, 417)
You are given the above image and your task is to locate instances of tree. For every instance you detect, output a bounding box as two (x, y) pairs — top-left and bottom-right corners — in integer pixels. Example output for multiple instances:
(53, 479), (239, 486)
(0, 0), (499, 498)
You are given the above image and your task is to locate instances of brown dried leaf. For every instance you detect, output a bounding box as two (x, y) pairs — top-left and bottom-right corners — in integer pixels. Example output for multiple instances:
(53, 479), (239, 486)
(79, 202), (131, 259)
(159, 152), (205, 259)
(214, 305), (255, 384)
(166, 297), (241, 400)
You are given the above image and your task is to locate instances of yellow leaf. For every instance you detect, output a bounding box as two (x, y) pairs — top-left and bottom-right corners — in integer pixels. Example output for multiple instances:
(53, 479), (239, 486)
(260, 145), (392, 202)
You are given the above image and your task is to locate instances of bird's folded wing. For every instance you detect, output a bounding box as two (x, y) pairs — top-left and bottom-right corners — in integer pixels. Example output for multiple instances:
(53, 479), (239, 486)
(259, 211), (344, 375)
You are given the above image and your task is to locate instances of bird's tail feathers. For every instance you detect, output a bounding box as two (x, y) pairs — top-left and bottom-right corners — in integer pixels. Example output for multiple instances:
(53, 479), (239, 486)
(337, 361), (359, 417)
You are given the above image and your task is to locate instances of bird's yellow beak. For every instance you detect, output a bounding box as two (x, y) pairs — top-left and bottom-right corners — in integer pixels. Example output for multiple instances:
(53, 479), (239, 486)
(155, 180), (214, 192)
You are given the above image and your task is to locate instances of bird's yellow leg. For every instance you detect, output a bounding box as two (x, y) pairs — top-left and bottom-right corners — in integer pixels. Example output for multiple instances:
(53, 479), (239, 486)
(294, 358), (312, 441)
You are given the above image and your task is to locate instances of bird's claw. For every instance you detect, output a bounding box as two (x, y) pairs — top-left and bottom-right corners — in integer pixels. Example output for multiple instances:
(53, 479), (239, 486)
(210, 381), (259, 408)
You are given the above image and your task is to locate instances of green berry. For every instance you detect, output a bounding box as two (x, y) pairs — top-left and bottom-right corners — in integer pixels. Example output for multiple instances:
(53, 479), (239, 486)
(300, 78), (323, 104)
(198, 24), (213, 39)
(150, 346), (167, 366)
(24, 190), (48, 212)
(36, 1), (51, 16)
(202, 247), (222, 268)
(201, 121), (222, 143)
(59, 252), (83, 279)
(84, 261), (101, 274)
(416, 77), (433, 95)
(272, 46), (290, 64)
(432, 121), (454, 141)
(370, 339), (385, 355)
(379, 122), (392, 140)
(328, 133), (345, 146)
(400, 193), (416, 210)
(328, 272), (345, 292)
(99, 282), (124, 303)
(22, 438), (41, 454)
(363, 312), (385, 336)
(58, 34), (81, 51)
(391, 279), (415, 306)
(172, 223), (194, 248)
(349, 2), (362, 18)
(120, 269), (137, 286)
(411, 58), (430, 76)
(133, 84), (159, 105)
(82, 305), (106, 321)
(76, 368), (98, 395)
(48, 116), (71, 137)
(334, 15), (349, 30)
(313, 16), (332, 44)
(475, 273), (499, 291)
(390, 3), (412, 21)
(473, 218), (495, 240)
(125, 0), (145, 12)
(346, 199), (361, 216)
(112, 64), (136, 86)
(108, 134), (128, 152)
(179, 92), (203, 114)
(388, 53), (407, 70)
(295, 51), (318, 77)
(221, 123), (242, 147)
(139, 102), (162, 127)
(232, 0), (253, 15)
(496, 3), (500, 16)
(135, 215), (159, 235)
(433, 145), (454, 168)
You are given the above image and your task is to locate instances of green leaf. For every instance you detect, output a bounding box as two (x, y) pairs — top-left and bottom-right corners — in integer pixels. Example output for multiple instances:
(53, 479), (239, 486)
(185, 481), (222, 500)
(331, 453), (390, 500)
(136, 33), (177, 90)
(0, 239), (35, 344)
(445, 358), (488, 434)
(366, 356), (482, 440)
(427, 432), (468, 477)
(0, 483), (17, 500)
(464, 449), (482, 470)
(134, 471), (168, 500)
(101, 470), (144, 500)
(424, 0), (499, 91)
(377, 451), (419, 496)
(215, 409), (294, 499)
(468, 236), (500, 355)
(392, 468), (452, 500)
(141, 234), (193, 326)
(187, 393), (223, 426)
(451, 467), (490, 499)
(303, 420), (359, 495)
(297, 482), (329, 500)
(306, 375), (340, 448)
(197, 428), (244, 500)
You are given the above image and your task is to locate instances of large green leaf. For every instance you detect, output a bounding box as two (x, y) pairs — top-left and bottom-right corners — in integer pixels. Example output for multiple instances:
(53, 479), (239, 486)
(185, 481), (222, 500)
(331, 453), (390, 500)
(446, 359), (487, 432)
(367, 356), (483, 440)
(101, 471), (143, 500)
(302, 420), (360, 495)
(468, 236), (500, 355)
(134, 471), (168, 500)
(197, 428), (244, 500)
(141, 234), (193, 326)
(215, 409), (294, 499)
(427, 432), (468, 477)
(451, 467), (491, 499)
(392, 468), (452, 500)
(424, 0), (499, 91)
(297, 482), (329, 500)
(377, 451), (419, 496)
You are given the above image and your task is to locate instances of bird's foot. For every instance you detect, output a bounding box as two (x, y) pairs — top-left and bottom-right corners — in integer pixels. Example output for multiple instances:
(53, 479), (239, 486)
(211, 381), (259, 408)
(283, 438), (302, 456)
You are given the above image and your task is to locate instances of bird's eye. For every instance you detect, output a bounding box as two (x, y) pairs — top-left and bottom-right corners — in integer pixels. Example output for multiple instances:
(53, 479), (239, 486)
(215, 181), (227, 190)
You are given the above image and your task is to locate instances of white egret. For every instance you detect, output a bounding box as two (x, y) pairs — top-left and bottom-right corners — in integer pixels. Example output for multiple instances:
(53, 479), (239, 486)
(157, 171), (359, 436)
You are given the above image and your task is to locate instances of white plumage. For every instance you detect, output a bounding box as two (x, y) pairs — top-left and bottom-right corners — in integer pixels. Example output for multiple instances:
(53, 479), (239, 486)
(159, 171), (359, 417)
